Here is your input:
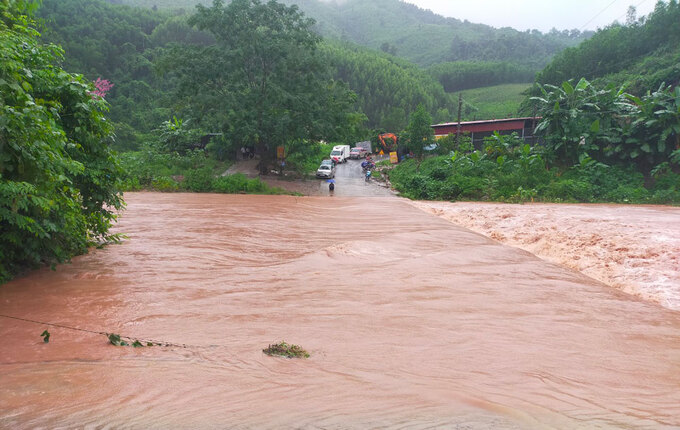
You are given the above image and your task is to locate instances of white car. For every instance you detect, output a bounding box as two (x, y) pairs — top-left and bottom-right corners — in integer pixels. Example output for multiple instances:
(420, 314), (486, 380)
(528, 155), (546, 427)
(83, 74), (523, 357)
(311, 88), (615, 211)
(316, 163), (335, 178)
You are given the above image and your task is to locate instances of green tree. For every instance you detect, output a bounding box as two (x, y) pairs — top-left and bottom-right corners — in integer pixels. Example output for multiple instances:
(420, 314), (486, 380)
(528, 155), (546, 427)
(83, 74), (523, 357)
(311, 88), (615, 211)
(166, 0), (357, 171)
(0, 0), (123, 282)
(404, 104), (434, 161)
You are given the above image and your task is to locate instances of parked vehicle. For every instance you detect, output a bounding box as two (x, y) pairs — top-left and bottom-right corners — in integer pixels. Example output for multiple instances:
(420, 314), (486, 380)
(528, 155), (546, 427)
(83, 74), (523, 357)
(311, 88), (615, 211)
(355, 140), (372, 154)
(361, 160), (375, 171)
(316, 163), (335, 178)
(350, 147), (368, 159)
(330, 145), (350, 164)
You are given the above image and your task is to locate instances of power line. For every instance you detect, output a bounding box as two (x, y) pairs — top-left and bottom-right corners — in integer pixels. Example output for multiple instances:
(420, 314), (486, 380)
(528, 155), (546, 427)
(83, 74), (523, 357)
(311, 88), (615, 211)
(580, 0), (623, 30)
(613, 0), (653, 23)
(0, 314), (200, 348)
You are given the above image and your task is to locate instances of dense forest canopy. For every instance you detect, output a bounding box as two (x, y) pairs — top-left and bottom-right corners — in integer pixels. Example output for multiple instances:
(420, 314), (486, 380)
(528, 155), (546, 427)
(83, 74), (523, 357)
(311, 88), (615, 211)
(37, 0), (595, 145)
(322, 41), (454, 130)
(35, 0), (460, 146)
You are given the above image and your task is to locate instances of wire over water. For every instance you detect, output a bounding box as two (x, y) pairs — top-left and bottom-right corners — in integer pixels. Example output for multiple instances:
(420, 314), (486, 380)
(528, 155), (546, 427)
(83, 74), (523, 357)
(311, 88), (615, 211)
(0, 313), (201, 349)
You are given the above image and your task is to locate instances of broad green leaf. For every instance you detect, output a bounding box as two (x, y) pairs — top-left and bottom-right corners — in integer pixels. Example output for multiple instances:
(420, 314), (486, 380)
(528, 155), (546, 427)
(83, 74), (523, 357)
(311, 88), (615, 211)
(575, 78), (589, 91)
(590, 119), (600, 133)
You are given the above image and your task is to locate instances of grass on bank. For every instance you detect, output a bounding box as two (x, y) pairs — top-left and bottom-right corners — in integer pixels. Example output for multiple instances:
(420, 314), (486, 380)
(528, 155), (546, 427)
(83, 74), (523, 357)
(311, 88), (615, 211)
(460, 83), (531, 121)
(118, 147), (291, 195)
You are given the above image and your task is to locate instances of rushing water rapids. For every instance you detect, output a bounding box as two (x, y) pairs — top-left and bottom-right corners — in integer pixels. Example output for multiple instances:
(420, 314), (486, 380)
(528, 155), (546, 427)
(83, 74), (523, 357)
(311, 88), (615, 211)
(1, 193), (679, 429)
(411, 201), (680, 311)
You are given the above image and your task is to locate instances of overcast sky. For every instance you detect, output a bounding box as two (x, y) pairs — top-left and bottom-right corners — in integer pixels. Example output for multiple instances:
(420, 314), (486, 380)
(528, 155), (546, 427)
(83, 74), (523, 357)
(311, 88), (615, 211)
(403, 0), (659, 32)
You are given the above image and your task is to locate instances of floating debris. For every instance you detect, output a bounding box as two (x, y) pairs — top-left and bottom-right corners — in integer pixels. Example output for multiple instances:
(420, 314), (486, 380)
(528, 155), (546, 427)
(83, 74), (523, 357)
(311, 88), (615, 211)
(263, 341), (309, 358)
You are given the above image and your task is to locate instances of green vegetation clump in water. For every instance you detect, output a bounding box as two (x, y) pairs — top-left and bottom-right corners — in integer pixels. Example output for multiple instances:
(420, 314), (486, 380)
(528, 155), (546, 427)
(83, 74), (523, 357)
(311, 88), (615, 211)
(263, 342), (310, 359)
(108, 333), (155, 347)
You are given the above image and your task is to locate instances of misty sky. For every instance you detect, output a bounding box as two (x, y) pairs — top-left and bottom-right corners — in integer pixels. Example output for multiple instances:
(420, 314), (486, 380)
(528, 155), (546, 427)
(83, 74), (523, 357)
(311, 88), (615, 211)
(404, 0), (659, 32)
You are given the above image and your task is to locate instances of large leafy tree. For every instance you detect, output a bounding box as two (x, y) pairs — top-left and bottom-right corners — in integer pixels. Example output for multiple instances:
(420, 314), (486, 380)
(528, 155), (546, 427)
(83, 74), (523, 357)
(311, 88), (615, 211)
(167, 0), (358, 170)
(0, 0), (123, 282)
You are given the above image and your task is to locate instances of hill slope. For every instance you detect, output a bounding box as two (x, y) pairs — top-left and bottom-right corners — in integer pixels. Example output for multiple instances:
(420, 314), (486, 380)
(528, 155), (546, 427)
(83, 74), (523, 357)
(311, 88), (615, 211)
(535, 1), (680, 94)
(105, 0), (589, 68)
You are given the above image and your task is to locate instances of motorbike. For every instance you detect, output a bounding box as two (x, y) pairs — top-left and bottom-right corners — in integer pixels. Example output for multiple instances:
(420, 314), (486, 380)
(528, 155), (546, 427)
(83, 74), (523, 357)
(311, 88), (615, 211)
(361, 160), (375, 171)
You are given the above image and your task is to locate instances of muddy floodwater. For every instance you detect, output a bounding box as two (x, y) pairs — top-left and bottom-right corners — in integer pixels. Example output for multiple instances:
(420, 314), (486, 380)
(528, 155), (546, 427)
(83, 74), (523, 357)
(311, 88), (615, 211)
(413, 201), (680, 311)
(1, 193), (680, 429)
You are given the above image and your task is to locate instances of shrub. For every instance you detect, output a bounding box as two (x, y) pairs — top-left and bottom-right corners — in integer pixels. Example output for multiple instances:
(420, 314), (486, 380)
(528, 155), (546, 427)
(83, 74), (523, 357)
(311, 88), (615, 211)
(542, 179), (593, 202)
(182, 167), (215, 192)
(151, 176), (180, 191)
(212, 174), (287, 195)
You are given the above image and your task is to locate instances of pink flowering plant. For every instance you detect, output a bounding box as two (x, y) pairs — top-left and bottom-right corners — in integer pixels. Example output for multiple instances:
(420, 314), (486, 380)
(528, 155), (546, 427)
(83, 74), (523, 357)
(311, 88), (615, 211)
(92, 77), (114, 98)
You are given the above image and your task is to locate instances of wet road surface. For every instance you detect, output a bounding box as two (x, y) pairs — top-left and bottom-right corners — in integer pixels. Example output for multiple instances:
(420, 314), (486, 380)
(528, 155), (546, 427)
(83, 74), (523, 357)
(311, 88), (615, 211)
(311, 157), (394, 197)
(1, 193), (679, 429)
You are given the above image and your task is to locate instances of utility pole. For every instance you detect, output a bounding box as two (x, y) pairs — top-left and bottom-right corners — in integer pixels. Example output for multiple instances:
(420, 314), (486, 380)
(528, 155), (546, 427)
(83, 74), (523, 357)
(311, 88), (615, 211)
(456, 93), (463, 147)
(532, 105), (537, 145)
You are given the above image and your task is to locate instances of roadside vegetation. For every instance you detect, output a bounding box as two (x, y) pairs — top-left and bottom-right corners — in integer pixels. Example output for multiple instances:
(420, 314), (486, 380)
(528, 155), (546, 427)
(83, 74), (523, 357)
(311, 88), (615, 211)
(118, 147), (289, 194)
(390, 134), (679, 204)
(390, 77), (680, 204)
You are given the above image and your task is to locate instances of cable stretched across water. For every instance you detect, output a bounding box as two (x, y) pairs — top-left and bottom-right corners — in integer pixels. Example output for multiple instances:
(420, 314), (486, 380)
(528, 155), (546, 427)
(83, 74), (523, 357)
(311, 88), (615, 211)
(0, 313), (200, 349)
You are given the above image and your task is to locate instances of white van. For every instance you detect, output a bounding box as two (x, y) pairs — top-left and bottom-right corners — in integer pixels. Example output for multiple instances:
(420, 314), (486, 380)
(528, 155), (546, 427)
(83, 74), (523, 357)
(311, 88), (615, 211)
(330, 145), (350, 164)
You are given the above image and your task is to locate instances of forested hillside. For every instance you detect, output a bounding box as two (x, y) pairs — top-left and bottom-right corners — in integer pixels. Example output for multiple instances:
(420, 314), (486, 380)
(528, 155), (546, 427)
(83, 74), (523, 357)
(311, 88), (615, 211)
(105, 0), (589, 68)
(322, 42), (453, 129)
(535, 1), (680, 94)
(37, 0), (467, 148)
(429, 61), (534, 93)
(38, 0), (171, 144)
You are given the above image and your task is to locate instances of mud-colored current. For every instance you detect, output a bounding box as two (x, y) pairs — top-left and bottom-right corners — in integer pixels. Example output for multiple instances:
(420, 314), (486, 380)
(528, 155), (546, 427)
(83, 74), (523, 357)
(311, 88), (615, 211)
(1, 193), (679, 429)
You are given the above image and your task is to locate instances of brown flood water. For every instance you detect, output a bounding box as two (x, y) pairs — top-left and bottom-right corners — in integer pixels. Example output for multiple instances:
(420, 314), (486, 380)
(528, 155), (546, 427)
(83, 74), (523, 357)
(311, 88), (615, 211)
(1, 192), (679, 429)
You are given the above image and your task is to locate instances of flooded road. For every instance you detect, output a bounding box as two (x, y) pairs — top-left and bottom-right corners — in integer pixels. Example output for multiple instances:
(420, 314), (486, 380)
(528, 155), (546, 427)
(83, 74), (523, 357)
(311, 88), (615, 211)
(258, 157), (395, 197)
(1, 193), (679, 429)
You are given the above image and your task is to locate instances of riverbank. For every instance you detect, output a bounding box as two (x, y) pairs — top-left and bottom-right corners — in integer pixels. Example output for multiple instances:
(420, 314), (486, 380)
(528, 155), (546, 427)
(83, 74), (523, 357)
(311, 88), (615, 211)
(411, 200), (680, 310)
